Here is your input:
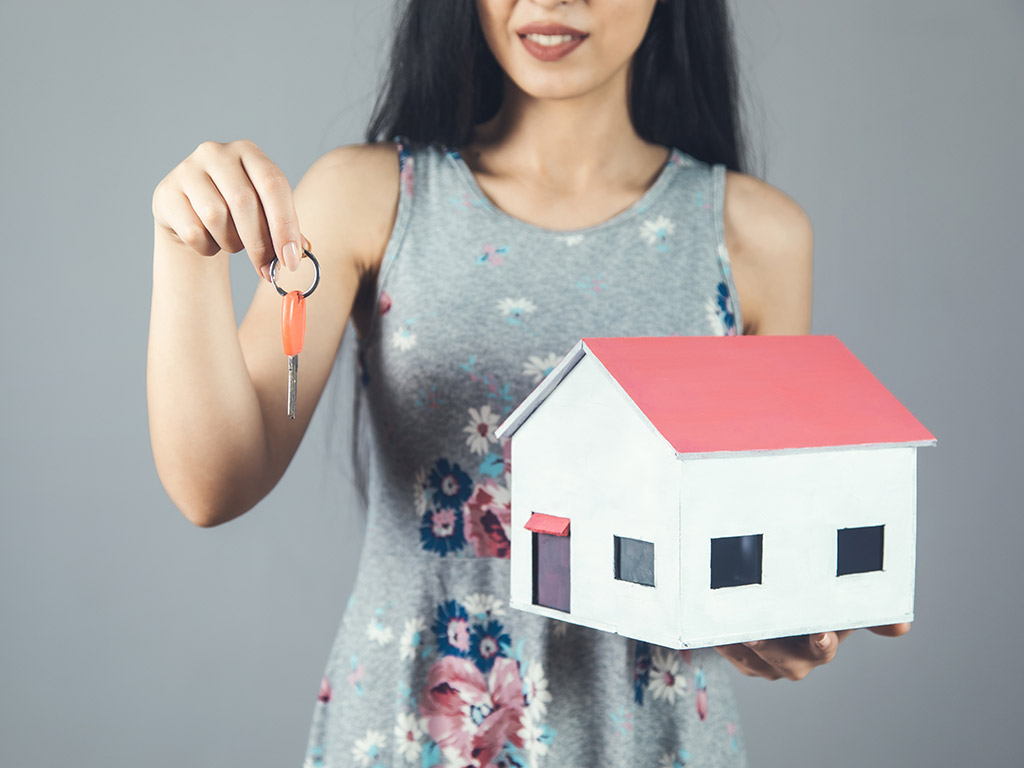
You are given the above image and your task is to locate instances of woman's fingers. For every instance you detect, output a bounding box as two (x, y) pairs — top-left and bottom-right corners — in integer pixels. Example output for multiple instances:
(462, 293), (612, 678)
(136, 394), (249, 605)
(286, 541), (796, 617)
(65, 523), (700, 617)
(151, 139), (305, 281)
(237, 141), (305, 273)
(714, 643), (784, 680)
(203, 158), (272, 274)
(742, 636), (826, 680)
(867, 622), (911, 637)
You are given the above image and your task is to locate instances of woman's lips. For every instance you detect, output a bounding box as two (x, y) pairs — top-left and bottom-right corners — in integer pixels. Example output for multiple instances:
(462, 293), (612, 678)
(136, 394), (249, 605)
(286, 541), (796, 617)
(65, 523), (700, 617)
(518, 32), (587, 62)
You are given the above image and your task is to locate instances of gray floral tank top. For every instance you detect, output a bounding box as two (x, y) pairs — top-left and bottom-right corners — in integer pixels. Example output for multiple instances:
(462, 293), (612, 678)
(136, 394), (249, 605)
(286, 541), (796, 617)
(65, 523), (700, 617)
(303, 137), (749, 768)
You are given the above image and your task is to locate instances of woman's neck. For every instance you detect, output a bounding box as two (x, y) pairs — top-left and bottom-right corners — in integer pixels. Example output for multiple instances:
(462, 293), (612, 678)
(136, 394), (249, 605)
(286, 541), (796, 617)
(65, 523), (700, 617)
(463, 77), (668, 194)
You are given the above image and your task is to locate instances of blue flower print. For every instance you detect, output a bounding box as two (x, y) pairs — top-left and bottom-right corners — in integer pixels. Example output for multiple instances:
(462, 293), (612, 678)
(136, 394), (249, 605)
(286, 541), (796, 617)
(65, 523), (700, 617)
(633, 641), (652, 706)
(469, 619), (510, 673)
(477, 243), (508, 266)
(434, 600), (471, 657)
(715, 281), (737, 334)
(428, 458), (472, 509)
(419, 506), (467, 556)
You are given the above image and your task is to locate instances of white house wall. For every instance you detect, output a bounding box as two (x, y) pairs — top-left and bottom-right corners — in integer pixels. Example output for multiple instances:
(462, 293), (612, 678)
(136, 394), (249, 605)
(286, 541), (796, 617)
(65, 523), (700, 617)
(509, 354), (684, 647)
(676, 446), (917, 647)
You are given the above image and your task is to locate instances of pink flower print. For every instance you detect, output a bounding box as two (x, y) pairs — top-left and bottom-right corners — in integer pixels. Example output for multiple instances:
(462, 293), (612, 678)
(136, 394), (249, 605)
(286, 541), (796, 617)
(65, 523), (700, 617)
(695, 667), (708, 721)
(434, 600), (472, 657)
(670, 149), (695, 168)
(318, 675), (332, 703)
(478, 243), (507, 266)
(575, 274), (607, 298)
(401, 155), (414, 197)
(609, 706), (634, 737)
(419, 656), (526, 767)
(378, 291), (392, 315)
(465, 479), (512, 559)
(348, 656), (365, 697)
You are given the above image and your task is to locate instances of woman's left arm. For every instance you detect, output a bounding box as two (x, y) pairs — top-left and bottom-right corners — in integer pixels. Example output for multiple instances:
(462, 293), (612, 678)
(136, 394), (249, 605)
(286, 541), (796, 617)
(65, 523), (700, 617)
(714, 171), (910, 681)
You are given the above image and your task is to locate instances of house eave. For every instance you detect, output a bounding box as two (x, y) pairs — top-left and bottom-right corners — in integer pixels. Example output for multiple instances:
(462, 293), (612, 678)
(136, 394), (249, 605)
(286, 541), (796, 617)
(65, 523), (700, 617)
(673, 438), (937, 461)
(495, 340), (587, 440)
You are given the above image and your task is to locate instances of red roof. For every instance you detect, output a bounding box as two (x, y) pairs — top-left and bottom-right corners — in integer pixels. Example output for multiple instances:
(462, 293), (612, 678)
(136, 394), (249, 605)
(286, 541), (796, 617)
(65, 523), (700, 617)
(582, 335), (935, 454)
(524, 513), (570, 536)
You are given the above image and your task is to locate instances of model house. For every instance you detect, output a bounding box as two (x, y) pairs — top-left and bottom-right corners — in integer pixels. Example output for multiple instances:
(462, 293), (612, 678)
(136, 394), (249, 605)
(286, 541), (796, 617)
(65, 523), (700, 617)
(494, 335), (936, 649)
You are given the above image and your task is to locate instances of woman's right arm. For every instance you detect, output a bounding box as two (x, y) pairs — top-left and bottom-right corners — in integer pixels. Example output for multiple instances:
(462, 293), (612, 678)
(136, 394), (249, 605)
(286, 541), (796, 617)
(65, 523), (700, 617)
(147, 140), (399, 527)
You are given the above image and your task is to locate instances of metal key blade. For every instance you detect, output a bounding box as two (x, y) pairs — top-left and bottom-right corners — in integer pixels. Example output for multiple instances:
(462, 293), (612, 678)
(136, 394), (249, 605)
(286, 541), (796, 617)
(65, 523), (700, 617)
(287, 354), (299, 419)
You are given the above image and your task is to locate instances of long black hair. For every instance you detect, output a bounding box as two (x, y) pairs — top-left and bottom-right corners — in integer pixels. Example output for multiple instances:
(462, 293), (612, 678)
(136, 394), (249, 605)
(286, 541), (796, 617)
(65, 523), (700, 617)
(365, 0), (750, 172)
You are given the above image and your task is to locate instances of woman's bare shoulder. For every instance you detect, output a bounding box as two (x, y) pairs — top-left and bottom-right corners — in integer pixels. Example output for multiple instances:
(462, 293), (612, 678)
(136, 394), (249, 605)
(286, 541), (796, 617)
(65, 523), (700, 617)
(298, 142), (401, 275)
(722, 170), (814, 335)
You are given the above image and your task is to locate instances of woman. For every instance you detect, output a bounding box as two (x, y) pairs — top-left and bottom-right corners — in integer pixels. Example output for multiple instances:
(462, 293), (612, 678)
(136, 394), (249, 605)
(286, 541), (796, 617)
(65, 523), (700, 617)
(148, 0), (908, 765)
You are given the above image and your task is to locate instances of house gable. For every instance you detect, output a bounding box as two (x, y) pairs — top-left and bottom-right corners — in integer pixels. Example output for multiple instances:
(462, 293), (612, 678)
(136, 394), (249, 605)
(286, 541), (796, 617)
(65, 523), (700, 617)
(508, 352), (684, 647)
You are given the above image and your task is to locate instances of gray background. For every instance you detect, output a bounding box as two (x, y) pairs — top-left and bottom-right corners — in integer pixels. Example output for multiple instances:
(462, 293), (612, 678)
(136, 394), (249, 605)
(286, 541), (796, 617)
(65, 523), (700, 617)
(1, 0), (1020, 765)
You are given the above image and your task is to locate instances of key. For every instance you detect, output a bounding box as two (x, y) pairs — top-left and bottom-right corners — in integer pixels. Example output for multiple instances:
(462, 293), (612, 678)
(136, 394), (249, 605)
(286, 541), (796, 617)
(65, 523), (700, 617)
(268, 248), (320, 420)
(281, 290), (306, 419)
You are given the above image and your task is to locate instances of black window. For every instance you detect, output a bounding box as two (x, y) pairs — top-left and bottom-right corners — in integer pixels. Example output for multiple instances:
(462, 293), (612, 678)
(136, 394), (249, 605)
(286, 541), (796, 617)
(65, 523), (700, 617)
(837, 525), (884, 576)
(711, 534), (763, 589)
(614, 535), (655, 586)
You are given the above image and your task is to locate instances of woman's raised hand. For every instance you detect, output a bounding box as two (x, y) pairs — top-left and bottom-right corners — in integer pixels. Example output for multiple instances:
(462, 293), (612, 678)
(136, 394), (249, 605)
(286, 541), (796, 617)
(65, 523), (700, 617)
(152, 139), (308, 280)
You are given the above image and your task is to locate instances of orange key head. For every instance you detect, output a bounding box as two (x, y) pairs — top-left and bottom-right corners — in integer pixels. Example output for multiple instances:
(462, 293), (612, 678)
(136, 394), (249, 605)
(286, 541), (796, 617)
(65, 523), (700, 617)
(281, 290), (306, 356)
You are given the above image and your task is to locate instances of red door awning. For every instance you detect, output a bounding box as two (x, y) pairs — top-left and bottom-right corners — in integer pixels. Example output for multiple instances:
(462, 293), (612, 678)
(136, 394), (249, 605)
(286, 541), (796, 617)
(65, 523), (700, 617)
(525, 513), (570, 536)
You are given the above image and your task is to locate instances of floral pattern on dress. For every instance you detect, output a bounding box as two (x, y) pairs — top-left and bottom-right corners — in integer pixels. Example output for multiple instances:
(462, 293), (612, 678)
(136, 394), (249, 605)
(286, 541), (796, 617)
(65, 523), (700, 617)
(521, 353), (561, 384)
(464, 405), (500, 455)
(308, 141), (747, 767)
(416, 597), (555, 768)
(465, 478), (512, 559)
(640, 215), (675, 251)
(705, 281), (738, 336)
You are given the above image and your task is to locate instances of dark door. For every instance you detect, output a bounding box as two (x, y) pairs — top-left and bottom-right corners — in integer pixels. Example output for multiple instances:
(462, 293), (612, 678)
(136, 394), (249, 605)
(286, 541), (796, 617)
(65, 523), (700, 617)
(533, 532), (570, 612)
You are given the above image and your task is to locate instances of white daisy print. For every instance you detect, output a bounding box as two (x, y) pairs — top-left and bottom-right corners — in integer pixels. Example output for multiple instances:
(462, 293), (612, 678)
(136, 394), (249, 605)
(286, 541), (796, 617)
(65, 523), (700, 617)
(650, 647), (687, 703)
(463, 592), (508, 619)
(463, 405), (500, 455)
(522, 352), (561, 384)
(393, 712), (424, 763)
(521, 659), (552, 722)
(717, 241), (730, 264)
(517, 717), (553, 759)
(399, 617), (427, 662)
(366, 617), (394, 647)
(391, 326), (417, 351)
(640, 215), (676, 248)
(352, 729), (386, 767)
(496, 297), (537, 324)
(705, 296), (727, 335)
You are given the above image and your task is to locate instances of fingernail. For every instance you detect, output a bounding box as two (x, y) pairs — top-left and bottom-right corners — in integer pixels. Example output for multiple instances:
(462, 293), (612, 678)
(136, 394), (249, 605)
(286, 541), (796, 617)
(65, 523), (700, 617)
(302, 235), (311, 252)
(284, 240), (301, 271)
(260, 264), (271, 282)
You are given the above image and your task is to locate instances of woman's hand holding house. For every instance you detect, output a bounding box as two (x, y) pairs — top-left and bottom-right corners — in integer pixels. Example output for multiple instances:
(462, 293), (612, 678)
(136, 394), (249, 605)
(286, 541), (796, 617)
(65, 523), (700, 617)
(714, 623), (911, 681)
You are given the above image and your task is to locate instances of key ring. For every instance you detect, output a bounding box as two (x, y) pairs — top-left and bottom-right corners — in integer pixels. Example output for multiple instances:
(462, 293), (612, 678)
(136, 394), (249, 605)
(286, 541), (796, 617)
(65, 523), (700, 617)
(269, 249), (320, 298)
